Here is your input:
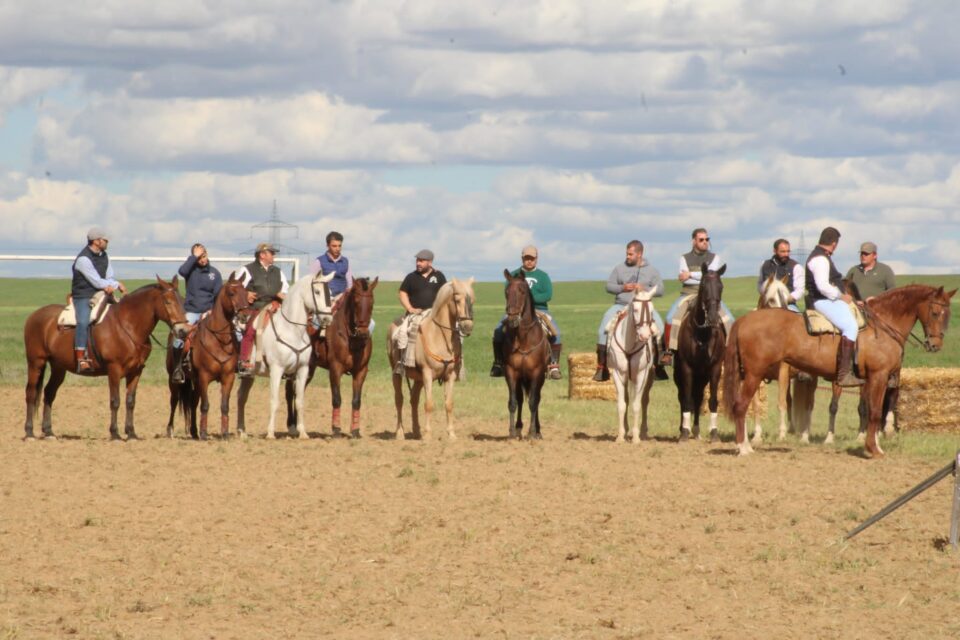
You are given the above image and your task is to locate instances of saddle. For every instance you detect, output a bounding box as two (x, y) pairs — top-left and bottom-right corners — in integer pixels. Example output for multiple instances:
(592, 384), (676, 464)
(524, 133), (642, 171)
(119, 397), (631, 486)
(803, 303), (867, 336)
(535, 311), (558, 339)
(58, 291), (114, 329)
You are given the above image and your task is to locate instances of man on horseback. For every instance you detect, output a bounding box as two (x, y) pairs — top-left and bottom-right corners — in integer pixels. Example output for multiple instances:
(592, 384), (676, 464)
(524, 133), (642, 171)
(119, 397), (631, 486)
(311, 231), (375, 333)
(72, 227), (126, 372)
(757, 238), (804, 312)
(660, 228), (733, 367)
(593, 240), (665, 382)
(237, 242), (289, 375)
(170, 243), (223, 383)
(845, 241), (895, 302)
(490, 245), (563, 380)
(806, 226), (864, 387)
(394, 249), (447, 374)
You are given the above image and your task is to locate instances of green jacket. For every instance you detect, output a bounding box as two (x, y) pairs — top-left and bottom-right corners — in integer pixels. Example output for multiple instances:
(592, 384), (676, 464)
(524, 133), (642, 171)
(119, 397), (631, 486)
(508, 267), (553, 312)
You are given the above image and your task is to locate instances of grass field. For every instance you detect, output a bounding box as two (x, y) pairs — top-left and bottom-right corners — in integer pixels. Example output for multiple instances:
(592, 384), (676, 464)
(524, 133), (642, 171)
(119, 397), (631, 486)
(2, 274), (958, 456)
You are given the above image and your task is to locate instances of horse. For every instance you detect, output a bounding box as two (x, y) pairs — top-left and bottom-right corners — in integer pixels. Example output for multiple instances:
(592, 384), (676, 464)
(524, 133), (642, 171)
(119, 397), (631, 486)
(501, 269), (549, 440)
(607, 288), (658, 444)
(387, 278), (475, 440)
(23, 276), (190, 440)
(723, 284), (955, 457)
(165, 273), (252, 440)
(674, 264), (727, 442)
(284, 277), (379, 439)
(235, 271), (335, 439)
(752, 274), (818, 444)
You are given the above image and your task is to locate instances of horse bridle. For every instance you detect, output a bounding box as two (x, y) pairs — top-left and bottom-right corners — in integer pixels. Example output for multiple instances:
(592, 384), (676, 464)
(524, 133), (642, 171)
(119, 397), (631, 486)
(431, 291), (474, 338)
(695, 274), (722, 330)
(345, 289), (374, 339)
(613, 298), (655, 357)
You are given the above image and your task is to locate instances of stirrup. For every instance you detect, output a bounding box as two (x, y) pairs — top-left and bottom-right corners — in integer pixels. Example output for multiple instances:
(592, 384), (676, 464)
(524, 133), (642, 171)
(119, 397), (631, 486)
(489, 363), (504, 377)
(659, 351), (674, 367)
(592, 366), (609, 382)
(76, 358), (94, 373)
(547, 363), (562, 380)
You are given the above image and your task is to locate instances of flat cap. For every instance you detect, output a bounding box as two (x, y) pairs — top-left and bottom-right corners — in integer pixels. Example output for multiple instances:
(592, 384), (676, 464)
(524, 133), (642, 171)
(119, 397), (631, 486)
(415, 249), (434, 261)
(87, 227), (109, 241)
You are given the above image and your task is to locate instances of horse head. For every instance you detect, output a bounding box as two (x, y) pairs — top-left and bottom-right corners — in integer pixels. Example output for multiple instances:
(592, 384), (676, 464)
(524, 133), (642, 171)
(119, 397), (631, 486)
(155, 275), (191, 338)
(759, 273), (790, 310)
(917, 286), (956, 352)
(503, 269), (530, 329)
(222, 272), (253, 322)
(304, 270), (336, 314)
(697, 263), (726, 328)
(630, 288), (656, 342)
(347, 276), (378, 339)
(450, 277), (476, 337)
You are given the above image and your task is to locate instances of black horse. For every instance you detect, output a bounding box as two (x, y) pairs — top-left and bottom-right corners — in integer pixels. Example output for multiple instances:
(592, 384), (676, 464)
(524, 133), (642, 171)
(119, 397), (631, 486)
(674, 263), (727, 442)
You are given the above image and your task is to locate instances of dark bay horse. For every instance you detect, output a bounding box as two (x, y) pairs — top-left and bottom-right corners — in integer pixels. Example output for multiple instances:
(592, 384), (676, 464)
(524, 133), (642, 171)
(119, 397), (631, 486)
(285, 277), (378, 438)
(675, 264), (727, 442)
(165, 273), (252, 440)
(501, 269), (549, 439)
(724, 284), (955, 457)
(23, 277), (189, 440)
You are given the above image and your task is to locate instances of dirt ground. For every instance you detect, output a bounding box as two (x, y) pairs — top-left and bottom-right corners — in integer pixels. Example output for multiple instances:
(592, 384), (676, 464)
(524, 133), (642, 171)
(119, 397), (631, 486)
(1, 382), (959, 639)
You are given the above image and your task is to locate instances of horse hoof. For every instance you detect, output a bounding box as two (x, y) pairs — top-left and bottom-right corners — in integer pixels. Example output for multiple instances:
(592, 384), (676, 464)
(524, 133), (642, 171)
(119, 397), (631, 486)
(110, 433), (123, 441)
(615, 436), (625, 444)
(679, 428), (691, 442)
(396, 431), (406, 441)
(199, 432), (208, 441)
(23, 434), (36, 442)
(824, 433), (834, 444)
(126, 433), (140, 442)
(298, 432), (309, 440)
(332, 426), (343, 438)
(631, 437), (640, 446)
(239, 431), (248, 440)
(856, 432), (866, 443)
(266, 433), (276, 440)
(530, 432), (542, 440)
(712, 430), (721, 444)
(350, 429), (361, 439)
(800, 433), (810, 444)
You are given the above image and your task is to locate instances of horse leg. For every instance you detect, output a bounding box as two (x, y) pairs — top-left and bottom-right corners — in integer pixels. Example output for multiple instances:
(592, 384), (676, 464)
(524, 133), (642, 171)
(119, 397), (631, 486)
(529, 378), (544, 440)
(236, 377), (254, 439)
(629, 370), (643, 445)
(410, 380), (423, 440)
(266, 368), (284, 439)
(197, 372), (212, 441)
(826, 383), (841, 444)
(294, 368), (309, 439)
(219, 372), (235, 438)
(392, 367), (405, 440)
(691, 379), (706, 440)
(707, 370), (721, 443)
(165, 375), (178, 438)
(677, 365), (693, 441)
(613, 369), (627, 443)
(778, 365), (790, 441)
(284, 379), (298, 436)
(40, 366), (66, 440)
(882, 386), (899, 437)
(862, 376), (887, 458)
(639, 369), (653, 441)
(749, 392), (763, 445)
(732, 373), (762, 456)
(350, 367), (368, 439)
(514, 381), (525, 440)
(856, 396), (868, 440)
(123, 371), (143, 440)
(330, 369), (343, 436)
(443, 371), (457, 441)
(506, 369), (519, 439)
(24, 358), (47, 440)
(107, 369), (122, 440)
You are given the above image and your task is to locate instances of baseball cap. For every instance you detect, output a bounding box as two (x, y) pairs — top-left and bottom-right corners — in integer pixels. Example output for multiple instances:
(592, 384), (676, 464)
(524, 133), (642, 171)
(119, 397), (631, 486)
(521, 245), (538, 258)
(256, 242), (278, 254)
(415, 249), (434, 261)
(860, 242), (877, 254)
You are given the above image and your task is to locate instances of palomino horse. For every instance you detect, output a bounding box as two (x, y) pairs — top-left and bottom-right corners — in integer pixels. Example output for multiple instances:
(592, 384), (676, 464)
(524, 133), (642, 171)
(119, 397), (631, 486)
(674, 264), (727, 442)
(236, 271), (335, 439)
(165, 273), (252, 440)
(751, 274), (818, 444)
(724, 284), (955, 457)
(607, 288), (658, 444)
(501, 269), (549, 439)
(387, 278), (475, 440)
(285, 277), (379, 438)
(23, 277), (190, 440)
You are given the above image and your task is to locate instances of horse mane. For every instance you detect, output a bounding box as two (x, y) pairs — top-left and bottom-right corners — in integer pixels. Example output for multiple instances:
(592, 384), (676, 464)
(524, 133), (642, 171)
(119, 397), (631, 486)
(867, 284), (935, 316)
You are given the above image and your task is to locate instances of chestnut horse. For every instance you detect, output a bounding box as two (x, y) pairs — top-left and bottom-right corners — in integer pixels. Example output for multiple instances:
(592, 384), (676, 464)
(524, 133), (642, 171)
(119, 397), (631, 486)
(23, 276), (190, 440)
(674, 264), (727, 442)
(285, 277), (379, 438)
(724, 284), (955, 457)
(501, 269), (549, 439)
(165, 273), (252, 440)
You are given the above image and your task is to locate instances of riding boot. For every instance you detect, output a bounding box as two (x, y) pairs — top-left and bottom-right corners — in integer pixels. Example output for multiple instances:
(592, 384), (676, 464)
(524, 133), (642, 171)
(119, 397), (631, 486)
(75, 348), (92, 373)
(659, 327), (674, 366)
(393, 347), (406, 375)
(547, 342), (563, 380)
(171, 345), (186, 383)
(489, 339), (504, 377)
(836, 337), (865, 387)
(592, 343), (609, 382)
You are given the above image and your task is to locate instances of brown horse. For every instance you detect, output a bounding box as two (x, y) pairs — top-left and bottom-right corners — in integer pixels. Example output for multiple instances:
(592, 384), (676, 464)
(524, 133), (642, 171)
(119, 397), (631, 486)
(724, 284), (955, 457)
(23, 276), (190, 440)
(165, 273), (252, 440)
(501, 269), (549, 439)
(674, 264), (727, 442)
(285, 277), (378, 438)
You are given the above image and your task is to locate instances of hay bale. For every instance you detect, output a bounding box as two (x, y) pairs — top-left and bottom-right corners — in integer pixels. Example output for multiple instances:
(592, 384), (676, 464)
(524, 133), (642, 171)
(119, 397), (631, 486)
(567, 352), (617, 401)
(700, 365), (767, 419)
(896, 368), (960, 433)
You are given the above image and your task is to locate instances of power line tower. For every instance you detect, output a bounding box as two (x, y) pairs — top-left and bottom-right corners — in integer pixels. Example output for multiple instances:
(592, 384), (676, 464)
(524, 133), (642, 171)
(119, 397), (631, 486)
(242, 200), (308, 275)
(795, 229), (809, 266)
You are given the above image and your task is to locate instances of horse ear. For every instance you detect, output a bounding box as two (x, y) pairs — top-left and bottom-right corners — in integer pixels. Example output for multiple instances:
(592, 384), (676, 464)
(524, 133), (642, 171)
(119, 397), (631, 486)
(701, 263), (709, 275)
(467, 276), (475, 286)
(369, 276), (379, 290)
(947, 288), (957, 300)
(503, 268), (511, 281)
(717, 264), (726, 277)
(779, 273), (789, 284)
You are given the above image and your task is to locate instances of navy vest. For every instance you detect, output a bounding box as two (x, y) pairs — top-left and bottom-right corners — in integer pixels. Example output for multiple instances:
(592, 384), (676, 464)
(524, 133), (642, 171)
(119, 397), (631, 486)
(805, 245), (843, 307)
(245, 260), (283, 310)
(317, 253), (350, 297)
(760, 256), (799, 292)
(71, 246), (109, 299)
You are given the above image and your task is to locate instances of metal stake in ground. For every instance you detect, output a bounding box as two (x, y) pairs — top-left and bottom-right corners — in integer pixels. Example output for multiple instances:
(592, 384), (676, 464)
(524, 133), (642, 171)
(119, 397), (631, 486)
(845, 458), (957, 542)
(950, 451), (960, 549)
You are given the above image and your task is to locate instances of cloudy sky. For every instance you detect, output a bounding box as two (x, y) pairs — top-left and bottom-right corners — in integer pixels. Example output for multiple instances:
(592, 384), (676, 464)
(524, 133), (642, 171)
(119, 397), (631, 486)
(2, 0), (959, 281)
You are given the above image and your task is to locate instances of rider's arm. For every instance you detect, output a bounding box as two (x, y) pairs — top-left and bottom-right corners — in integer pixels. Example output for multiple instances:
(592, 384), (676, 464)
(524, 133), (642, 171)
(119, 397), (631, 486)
(236, 266), (252, 288)
(344, 264), (354, 291)
(809, 255), (842, 300)
(75, 256), (120, 291)
(277, 269), (289, 299)
(756, 263), (767, 294)
(707, 254), (724, 272)
(790, 263), (805, 302)
(309, 258), (322, 275)
(605, 266), (623, 295)
(398, 290), (417, 314)
(532, 271), (552, 305)
(647, 267), (665, 297)
(678, 255), (690, 281)
(178, 254), (198, 278)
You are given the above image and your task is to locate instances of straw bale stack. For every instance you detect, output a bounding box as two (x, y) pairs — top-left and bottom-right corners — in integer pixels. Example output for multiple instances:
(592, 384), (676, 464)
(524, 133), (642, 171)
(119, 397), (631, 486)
(567, 353), (617, 401)
(896, 368), (960, 433)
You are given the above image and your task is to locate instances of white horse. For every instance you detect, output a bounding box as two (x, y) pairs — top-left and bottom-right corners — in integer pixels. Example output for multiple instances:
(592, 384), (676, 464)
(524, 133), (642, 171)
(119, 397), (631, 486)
(607, 289), (658, 444)
(237, 271), (335, 439)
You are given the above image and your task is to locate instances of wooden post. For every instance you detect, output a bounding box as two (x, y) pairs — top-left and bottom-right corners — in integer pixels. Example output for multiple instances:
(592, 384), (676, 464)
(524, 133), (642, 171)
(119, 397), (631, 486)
(950, 450), (960, 549)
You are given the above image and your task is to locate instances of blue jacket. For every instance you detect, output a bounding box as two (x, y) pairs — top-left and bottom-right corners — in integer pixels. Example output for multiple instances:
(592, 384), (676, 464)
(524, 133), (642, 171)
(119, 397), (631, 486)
(178, 255), (223, 313)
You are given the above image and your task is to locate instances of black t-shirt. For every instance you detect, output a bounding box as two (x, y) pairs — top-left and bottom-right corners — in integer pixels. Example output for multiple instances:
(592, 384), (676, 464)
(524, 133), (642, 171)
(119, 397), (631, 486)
(400, 269), (447, 310)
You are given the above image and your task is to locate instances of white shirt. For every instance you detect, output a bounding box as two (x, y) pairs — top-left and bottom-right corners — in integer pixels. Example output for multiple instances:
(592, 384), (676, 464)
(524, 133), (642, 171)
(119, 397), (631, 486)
(679, 253), (724, 287)
(808, 255), (842, 301)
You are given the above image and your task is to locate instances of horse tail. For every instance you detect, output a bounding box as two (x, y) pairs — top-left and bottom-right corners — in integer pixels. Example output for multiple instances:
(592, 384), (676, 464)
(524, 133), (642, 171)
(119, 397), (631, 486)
(31, 361), (47, 422)
(722, 320), (742, 420)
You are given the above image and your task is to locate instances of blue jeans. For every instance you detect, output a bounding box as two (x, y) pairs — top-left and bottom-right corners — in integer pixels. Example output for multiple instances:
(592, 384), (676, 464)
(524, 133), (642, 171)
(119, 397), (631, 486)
(494, 313), (560, 343)
(74, 297), (92, 350)
(174, 311), (203, 348)
(813, 299), (858, 341)
(597, 304), (664, 345)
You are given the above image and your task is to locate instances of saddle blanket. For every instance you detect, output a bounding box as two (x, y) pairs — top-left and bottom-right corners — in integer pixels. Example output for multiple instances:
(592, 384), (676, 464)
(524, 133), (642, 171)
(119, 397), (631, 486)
(803, 303), (867, 336)
(57, 291), (113, 328)
(535, 311), (558, 339)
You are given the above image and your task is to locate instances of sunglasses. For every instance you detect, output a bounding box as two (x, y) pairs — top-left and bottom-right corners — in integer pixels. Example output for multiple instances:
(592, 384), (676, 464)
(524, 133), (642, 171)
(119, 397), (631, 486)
(696, 237), (710, 242)
(860, 251), (874, 256)
(522, 255), (537, 260)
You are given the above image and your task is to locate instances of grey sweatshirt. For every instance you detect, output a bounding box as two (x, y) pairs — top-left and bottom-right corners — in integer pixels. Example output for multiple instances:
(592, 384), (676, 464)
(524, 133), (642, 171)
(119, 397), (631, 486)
(605, 259), (664, 305)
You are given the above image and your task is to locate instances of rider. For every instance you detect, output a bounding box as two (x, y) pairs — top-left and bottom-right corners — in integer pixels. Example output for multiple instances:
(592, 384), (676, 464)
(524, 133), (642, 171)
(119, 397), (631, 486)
(170, 243), (223, 383)
(660, 228), (734, 367)
(311, 230), (374, 333)
(394, 249), (447, 374)
(71, 227), (126, 372)
(593, 240), (665, 382)
(845, 241), (896, 302)
(757, 238), (805, 312)
(236, 242), (289, 375)
(806, 226), (863, 387)
(489, 245), (563, 380)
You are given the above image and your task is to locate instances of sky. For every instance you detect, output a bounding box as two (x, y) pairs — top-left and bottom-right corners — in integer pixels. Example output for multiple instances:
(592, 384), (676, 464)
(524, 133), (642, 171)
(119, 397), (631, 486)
(1, 0), (959, 282)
